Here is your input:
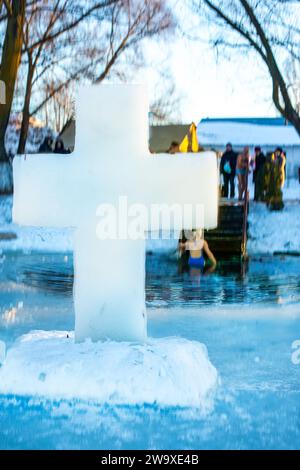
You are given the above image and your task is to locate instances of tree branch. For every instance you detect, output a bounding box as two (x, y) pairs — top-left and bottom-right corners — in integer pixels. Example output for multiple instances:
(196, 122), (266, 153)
(3, 0), (12, 16)
(203, 0), (268, 63)
(30, 60), (98, 117)
(27, 0), (117, 51)
(239, 0), (296, 122)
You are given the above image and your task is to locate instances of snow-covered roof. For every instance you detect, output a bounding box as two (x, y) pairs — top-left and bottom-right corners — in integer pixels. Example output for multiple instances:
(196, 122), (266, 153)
(200, 117), (291, 126)
(197, 119), (300, 147)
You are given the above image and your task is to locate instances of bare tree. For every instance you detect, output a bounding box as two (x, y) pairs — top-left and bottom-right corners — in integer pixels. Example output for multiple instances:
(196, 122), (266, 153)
(286, 58), (300, 115)
(192, 0), (300, 135)
(0, 0), (26, 193)
(16, 0), (173, 153)
(17, 0), (118, 154)
(42, 78), (74, 131)
(93, 0), (173, 83)
(149, 69), (183, 125)
(0, 0), (174, 194)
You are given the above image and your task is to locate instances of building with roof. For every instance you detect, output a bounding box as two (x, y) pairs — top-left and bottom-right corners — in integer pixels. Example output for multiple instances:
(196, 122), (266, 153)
(60, 120), (195, 154)
(60, 116), (300, 178)
(197, 117), (300, 178)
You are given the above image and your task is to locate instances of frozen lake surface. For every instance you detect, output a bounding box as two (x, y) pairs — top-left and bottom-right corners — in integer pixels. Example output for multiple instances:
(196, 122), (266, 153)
(0, 251), (300, 449)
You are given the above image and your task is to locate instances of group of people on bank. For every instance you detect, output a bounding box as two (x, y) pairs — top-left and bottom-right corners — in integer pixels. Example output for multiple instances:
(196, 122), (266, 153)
(39, 136), (71, 154)
(220, 143), (286, 210)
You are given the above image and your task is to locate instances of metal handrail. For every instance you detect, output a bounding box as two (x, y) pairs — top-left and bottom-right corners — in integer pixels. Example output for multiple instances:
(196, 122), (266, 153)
(241, 169), (249, 257)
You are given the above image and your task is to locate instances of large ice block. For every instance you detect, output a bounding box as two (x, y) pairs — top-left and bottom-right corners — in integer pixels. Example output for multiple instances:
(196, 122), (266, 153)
(13, 84), (218, 342)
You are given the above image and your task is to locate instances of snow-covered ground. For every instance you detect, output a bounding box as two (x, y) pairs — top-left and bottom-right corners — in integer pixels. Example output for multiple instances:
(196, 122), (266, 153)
(281, 178), (300, 201)
(248, 201), (300, 255)
(247, 178), (300, 255)
(0, 196), (74, 252)
(0, 178), (299, 255)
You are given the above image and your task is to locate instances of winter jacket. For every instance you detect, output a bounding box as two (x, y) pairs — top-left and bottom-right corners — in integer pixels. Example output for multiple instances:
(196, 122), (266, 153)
(220, 150), (238, 176)
(253, 152), (266, 178)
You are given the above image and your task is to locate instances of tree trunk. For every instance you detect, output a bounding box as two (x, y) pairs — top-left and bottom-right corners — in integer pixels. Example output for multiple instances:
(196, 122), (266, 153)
(17, 59), (34, 155)
(239, 0), (300, 137)
(281, 102), (300, 136)
(203, 0), (300, 138)
(0, 0), (26, 193)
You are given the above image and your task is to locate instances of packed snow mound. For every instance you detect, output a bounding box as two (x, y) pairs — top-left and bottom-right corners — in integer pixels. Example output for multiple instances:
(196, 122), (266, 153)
(0, 331), (218, 409)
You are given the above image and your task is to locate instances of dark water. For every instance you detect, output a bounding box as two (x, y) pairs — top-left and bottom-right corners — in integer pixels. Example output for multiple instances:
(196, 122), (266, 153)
(1, 251), (300, 307)
(1, 250), (300, 449)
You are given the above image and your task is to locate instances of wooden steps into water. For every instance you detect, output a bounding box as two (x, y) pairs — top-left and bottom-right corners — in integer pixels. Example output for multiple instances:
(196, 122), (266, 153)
(204, 198), (248, 257)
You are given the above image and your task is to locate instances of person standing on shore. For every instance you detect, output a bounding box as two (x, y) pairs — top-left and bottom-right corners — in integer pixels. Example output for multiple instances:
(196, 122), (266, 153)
(220, 143), (238, 199)
(266, 148), (286, 211)
(253, 146), (266, 201)
(236, 146), (250, 201)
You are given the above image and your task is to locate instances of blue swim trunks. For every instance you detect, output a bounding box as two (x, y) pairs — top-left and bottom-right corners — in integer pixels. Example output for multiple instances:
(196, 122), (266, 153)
(188, 256), (205, 268)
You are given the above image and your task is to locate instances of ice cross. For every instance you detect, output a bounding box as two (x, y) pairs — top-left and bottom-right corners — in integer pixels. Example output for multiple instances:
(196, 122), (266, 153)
(13, 85), (218, 343)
